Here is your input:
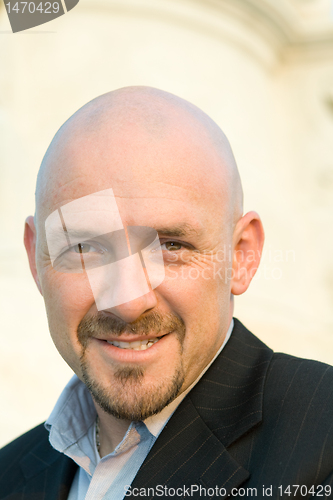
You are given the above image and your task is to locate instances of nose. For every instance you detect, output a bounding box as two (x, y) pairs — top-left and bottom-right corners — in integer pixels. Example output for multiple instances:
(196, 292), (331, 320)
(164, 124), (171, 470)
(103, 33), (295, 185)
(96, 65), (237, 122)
(86, 246), (161, 318)
(106, 286), (157, 323)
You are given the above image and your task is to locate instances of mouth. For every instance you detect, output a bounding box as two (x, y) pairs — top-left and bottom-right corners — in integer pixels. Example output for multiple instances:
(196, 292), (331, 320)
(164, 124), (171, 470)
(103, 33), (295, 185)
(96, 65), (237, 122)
(97, 331), (170, 352)
(91, 331), (176, 364)
(105, 337), (162, 351)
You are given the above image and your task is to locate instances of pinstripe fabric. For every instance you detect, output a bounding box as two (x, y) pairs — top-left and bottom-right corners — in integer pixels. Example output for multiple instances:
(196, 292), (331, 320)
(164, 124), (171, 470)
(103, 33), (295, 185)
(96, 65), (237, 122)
(1, 318), (333, 499)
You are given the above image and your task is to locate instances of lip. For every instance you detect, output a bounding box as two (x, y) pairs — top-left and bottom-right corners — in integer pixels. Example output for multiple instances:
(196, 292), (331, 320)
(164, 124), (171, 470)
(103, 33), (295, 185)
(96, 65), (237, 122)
(91, 331), (174, 364)
(94, 332), (169, 343)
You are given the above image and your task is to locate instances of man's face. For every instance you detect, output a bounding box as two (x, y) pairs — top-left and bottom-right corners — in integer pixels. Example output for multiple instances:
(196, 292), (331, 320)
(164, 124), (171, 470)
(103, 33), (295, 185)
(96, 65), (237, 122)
(31, 122), (235, 421)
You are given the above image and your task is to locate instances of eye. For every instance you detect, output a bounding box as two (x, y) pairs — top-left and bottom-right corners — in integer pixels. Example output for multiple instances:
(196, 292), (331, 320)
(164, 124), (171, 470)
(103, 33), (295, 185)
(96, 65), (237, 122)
(150, 240), (186, 253)
(161, 241), (184, 251)
(70, 243), (100, 254)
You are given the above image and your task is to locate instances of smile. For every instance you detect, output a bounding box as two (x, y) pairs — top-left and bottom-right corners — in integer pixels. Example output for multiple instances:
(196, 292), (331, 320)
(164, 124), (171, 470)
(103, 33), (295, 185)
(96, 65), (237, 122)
(106, 338), (160, 350)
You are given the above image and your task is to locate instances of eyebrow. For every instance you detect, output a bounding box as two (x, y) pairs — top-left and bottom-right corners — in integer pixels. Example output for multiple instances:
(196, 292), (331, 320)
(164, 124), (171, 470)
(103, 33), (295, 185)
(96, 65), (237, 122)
(154, 223), (201, 238)
(49, 227), (107, 240)
(47, 222), (201, 240)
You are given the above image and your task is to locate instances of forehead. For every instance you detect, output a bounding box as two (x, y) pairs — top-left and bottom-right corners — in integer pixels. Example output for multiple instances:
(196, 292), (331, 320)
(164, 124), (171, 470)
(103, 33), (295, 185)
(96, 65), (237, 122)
(37, 121), (230, 238)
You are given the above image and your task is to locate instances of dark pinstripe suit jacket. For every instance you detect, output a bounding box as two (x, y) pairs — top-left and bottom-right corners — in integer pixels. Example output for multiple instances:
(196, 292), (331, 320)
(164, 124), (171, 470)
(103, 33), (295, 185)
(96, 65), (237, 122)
(1, 319), (333, 499)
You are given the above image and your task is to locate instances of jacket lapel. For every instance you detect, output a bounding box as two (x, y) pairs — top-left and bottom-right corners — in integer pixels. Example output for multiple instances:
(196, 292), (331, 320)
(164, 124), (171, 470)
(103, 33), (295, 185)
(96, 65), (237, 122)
(190, 318), (274, 448)
(128, 396), (249, 498)
(129, 319), (273, 498)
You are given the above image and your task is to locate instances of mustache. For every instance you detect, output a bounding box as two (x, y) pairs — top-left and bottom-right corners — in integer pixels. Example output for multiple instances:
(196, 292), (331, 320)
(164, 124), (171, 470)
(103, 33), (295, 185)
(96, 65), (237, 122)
(77, 310), (186, 349)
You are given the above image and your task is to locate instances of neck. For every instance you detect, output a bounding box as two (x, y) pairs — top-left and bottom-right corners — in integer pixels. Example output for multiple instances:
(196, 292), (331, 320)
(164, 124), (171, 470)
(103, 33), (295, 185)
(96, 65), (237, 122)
(94, 405), (131, 457)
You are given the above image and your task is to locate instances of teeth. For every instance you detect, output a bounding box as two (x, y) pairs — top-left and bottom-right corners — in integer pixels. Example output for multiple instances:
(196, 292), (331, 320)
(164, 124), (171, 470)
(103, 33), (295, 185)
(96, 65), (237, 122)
(106, 338), (160, 350)
(129, 341), (142, 348)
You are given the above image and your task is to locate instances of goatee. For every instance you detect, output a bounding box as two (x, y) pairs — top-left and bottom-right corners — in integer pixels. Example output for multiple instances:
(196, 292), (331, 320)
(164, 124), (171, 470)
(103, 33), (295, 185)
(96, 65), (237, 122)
(77, 311), (186, 420)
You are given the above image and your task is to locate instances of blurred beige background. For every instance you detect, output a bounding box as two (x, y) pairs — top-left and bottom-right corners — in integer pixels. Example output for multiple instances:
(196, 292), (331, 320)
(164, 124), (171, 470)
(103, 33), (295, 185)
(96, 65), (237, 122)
(0, 0), (333, 448)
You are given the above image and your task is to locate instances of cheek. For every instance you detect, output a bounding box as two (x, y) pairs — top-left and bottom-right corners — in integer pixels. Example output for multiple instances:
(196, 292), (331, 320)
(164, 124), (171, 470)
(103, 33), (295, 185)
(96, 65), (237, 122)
(42, 270), (94, 315)
(40, 270), (95, 362)
(163, 261), (229, 313)
(161, 264), (231, 349)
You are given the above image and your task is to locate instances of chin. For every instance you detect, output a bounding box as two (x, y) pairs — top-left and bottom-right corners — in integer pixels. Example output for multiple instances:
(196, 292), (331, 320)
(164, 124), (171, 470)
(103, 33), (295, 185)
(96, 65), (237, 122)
(80, 358), (185, 421)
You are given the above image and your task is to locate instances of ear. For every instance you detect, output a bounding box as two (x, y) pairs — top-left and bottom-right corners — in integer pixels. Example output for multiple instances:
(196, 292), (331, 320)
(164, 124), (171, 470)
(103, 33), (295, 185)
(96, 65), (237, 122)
(24, 216), (42, 295)
(231, 211), (264, 295)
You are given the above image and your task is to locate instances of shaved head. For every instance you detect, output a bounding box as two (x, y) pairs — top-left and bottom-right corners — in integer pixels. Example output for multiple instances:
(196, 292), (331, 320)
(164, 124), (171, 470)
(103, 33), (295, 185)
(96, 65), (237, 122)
(35, 86), (243, 233)
(25, 86), (264, 434)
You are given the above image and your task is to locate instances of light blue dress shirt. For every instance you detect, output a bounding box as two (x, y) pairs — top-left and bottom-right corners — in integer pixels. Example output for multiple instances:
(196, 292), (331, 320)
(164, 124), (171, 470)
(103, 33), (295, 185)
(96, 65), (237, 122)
(45, 319), (234, 500)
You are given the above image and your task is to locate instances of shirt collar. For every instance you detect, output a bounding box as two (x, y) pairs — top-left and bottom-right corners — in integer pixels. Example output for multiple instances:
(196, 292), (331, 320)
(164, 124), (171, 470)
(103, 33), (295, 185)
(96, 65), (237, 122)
(45, 375), (96, 451)
(45, 318), (234, 447)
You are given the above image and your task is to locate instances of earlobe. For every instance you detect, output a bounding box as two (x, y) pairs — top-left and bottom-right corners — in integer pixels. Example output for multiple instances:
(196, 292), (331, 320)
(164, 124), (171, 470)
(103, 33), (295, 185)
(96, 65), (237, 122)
(24, 216), (43, 295)
(230, 211), (264, 296)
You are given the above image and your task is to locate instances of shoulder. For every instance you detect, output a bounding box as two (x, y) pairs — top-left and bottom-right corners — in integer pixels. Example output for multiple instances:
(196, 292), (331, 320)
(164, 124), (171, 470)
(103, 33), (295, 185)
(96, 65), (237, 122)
(227, 321), (333, 481)
(266, 351), (333, 403)
(0, 423), (58, 497)
(224, 319), (333, 450)
(0, 423), (50, 463)
(231, 318), (333, 404)
(264, 351), (333, 424)
(256, 353), (333, 480)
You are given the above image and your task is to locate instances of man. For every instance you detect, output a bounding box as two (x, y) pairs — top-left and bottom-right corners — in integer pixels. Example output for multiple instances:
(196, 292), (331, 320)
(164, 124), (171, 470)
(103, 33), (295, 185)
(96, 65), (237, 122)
(0, 87), (332, 500)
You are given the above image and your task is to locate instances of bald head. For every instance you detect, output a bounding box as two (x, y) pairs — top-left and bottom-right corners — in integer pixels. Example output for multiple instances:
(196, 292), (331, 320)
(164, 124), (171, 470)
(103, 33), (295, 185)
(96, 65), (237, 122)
(25, 88), (263, 418)
(35, 86), (243, 233)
